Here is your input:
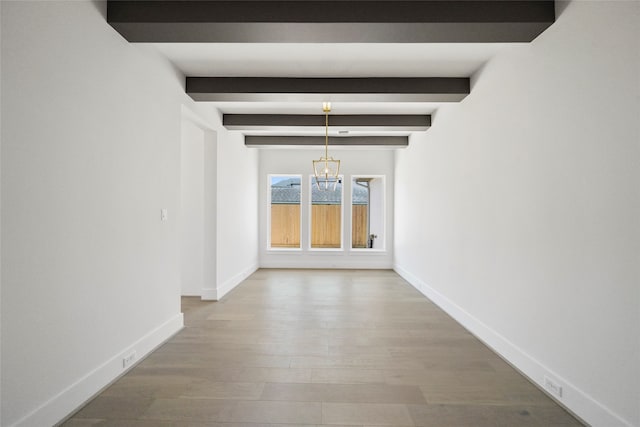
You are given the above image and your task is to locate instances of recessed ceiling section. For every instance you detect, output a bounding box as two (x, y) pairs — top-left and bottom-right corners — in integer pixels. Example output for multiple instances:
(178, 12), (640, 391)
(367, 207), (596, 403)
(224, 114), (431, 132)
(187, 77), (469, 103)
(107, 1), (555, 43)
(245, 135), (408, 148)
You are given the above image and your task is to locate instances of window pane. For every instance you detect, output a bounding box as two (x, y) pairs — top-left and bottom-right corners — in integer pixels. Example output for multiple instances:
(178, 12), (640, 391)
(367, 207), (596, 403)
(270, 176), (301, 248)
(311, 177), (342, 249)
(352, 179), (369, 248)
(352, 177), (384, 249)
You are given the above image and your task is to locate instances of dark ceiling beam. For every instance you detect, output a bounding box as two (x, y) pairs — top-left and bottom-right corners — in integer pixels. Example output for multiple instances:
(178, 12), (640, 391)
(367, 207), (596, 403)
(187, 77), (469, 102)
(245, 136), (408, 148)
(107, 1), (555, 43)
(224, 114), (431, 131)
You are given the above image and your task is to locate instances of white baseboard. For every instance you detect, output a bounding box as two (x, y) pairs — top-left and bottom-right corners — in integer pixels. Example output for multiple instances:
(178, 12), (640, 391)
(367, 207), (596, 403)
(201, 263), (259, 301)
(217, 263), (259, 300)
(180, 291), (202, 297)
(393, 264), (634, 427)
(12, 314), (184, 427)
(259, 259), (393, 269)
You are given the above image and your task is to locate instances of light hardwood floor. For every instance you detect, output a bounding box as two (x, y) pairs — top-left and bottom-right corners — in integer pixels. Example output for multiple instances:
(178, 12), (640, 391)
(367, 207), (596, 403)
(63, 269), (583, 426)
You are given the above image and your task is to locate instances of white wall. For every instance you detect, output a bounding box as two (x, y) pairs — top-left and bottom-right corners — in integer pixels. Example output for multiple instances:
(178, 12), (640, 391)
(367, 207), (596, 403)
(202, 125), (218, 300)
(0, 2), (215, 425)
(210, 128), (259, 300)
(0, 1), (4, 423)
(368, 178), (384, 250)
(259, 149), (394, 268)
(394, 2), (640, 426)
(180, 119), (205, 296)
(178, 113), (219, 298)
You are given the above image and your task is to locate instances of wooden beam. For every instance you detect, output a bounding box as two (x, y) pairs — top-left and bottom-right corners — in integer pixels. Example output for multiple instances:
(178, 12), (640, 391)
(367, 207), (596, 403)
(224, 114), (431, 131)
(188, 77), (469, 102)
(107, 1), (555, 43)
(245, 135), (408, 147)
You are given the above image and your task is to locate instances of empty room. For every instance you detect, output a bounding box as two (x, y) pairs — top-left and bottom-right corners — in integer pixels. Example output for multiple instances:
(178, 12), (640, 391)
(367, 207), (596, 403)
(1, 1), (638, 426)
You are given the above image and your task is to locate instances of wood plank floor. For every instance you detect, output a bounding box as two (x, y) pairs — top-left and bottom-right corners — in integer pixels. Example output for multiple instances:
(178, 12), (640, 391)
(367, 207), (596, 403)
(63, 269), (583, 426)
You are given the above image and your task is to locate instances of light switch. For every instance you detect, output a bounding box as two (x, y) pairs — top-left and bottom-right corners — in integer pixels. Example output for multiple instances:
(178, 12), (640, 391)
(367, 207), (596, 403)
(161, 209), (168, 221)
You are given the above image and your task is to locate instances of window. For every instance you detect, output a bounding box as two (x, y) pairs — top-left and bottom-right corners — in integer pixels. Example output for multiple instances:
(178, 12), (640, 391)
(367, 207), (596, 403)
(352, 176), (385, 249)
(310, 176), (343, 249)
(269, 175), (301, 249)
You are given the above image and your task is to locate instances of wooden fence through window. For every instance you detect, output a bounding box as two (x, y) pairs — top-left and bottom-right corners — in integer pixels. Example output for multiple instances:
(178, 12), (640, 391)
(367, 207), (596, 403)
(270, 204), (368, 248)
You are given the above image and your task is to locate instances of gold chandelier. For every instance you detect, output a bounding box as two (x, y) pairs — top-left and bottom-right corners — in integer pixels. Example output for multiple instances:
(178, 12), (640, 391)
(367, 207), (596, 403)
(312, 102), (341, 191)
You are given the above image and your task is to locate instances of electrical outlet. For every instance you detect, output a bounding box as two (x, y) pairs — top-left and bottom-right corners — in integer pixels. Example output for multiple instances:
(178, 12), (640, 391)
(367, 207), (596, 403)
(123, 351), (137, 369)
(544, 375), (563, 398)
(160, 209), (168, 221)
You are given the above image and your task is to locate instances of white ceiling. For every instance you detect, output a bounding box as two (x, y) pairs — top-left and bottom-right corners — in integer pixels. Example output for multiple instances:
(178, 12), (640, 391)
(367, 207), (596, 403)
(206, 101), (443, 115)
(147, 42), (519, 135)
(149, 43), (512, 78)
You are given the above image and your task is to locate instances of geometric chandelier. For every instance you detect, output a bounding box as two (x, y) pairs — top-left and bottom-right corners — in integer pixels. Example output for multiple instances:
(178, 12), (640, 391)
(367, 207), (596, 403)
(312, 102), (341, 191)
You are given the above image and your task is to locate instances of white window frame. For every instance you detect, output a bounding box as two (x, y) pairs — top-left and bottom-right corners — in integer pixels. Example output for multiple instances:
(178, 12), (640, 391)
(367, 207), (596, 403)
(350, 175), (386, 252)
(267, 174), (303, 251)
